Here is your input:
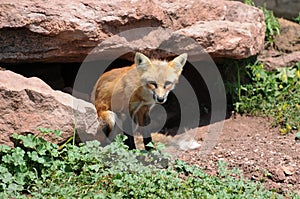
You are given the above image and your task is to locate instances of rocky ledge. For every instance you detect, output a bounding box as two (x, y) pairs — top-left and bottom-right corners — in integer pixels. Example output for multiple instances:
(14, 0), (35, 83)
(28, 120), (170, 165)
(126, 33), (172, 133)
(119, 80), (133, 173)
(0, 0), (265, 63)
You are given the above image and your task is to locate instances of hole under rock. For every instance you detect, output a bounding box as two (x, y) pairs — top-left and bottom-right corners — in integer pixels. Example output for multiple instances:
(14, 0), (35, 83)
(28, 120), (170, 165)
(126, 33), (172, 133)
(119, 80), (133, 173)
(2, 57), (229, 135)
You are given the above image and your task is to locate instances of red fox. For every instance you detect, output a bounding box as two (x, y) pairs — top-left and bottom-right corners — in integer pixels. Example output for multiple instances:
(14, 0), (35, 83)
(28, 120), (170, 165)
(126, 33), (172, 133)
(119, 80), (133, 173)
(91, 52), (187, 150)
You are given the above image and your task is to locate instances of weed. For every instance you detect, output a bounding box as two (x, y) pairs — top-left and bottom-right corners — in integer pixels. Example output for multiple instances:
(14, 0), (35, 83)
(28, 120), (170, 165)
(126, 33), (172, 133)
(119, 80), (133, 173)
(261, 6), (280, 46)
(233, 61), (300, 134)
(294, 12), (300, 24)
(296, 132), (300, 140)
(0, 133), (289, 198)
(244, 0), (255, 6)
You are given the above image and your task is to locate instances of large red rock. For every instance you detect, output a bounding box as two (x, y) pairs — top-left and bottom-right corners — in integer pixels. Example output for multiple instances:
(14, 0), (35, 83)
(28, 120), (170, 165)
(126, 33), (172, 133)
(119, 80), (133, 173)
(0, 70), (99, 147)
(0, 0), (265, 62)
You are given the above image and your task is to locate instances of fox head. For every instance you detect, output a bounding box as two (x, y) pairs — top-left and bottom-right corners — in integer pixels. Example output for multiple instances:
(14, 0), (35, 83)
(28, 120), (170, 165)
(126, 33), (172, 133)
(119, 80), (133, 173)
(135, 52), (187, 104)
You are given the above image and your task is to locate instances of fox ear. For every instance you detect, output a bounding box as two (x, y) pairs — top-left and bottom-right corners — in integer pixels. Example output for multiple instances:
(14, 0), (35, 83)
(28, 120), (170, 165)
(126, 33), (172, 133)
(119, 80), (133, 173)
(135, 52), (151, 70)
(170, 53), (188, 72)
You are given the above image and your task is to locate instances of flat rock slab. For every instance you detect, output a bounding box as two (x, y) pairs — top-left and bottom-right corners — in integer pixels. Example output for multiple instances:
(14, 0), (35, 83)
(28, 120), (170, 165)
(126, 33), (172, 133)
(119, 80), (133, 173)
(0, 0), (265, 63)
(0, 70), (99, 147)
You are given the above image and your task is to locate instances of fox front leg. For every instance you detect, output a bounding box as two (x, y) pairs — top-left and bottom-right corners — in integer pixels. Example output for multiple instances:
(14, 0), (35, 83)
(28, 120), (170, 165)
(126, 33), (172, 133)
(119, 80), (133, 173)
(137, 106), (153, 151)
(121, 113), (137, 150)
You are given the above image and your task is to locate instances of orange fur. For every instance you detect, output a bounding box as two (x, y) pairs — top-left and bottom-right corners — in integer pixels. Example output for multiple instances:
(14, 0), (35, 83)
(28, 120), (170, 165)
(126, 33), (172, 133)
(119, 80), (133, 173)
(91, 52), (187, 150)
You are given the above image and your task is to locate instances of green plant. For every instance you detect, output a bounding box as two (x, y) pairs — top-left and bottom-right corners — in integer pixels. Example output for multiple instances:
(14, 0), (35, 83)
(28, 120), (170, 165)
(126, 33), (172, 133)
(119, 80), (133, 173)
(0, 132), (290, 198)
(244, 0), (280, 45)
(296, 132), (300, 140)
(37, 127), (62, 137)
(244, 0), (255, 6)
(234, 61), (300, 134)
(294, 12), (300, 24)
(224, 58), (254, 112)
(261, 6), (280, 45)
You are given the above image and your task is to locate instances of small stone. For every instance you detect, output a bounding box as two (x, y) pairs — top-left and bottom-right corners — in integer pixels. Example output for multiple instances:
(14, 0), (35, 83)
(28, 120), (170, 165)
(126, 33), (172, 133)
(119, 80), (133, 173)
(286, 176), (297, 185)
(268, 167), (286, 183)
(282, 166), (295, 176)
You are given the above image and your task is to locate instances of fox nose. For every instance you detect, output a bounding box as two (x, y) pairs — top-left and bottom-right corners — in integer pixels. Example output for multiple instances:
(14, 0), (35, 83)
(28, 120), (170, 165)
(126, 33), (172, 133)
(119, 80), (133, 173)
(153, 93), (166, 104)
(156, 97), (165, 103)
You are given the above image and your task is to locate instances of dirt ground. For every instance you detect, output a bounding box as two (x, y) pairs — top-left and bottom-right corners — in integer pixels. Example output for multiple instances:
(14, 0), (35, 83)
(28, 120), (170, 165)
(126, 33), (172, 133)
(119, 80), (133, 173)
(169, 115), (300, 195)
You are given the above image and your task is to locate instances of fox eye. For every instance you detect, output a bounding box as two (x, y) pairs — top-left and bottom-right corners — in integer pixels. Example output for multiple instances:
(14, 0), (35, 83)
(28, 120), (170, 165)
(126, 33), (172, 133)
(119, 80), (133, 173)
(147, 81), (157, 88)
(165, 81), (173, 86)
(164, 81), (173, 88)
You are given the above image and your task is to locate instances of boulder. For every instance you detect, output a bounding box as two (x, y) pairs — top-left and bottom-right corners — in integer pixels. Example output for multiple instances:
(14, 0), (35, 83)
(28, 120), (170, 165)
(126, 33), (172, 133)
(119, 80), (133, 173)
(0, 70), (99, 147)
(258, 19), (300, 69)
(275, 19), (300, 53)
(0, 0), (265, 63)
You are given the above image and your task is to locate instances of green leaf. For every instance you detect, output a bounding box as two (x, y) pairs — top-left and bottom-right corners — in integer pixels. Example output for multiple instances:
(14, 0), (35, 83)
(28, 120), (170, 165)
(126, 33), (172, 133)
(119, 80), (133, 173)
(155, 142), (166, 151)
(53, 129), (62, 137)
(0, 145), (11, 153)
(37, 127), (53, 134)
(7, 183), (23, 193)
(296, 132), (300, 140)
(276, 68), (296, 83)
(115, 134), (126, 143)
(87, 164), (101, 172)
(146, 142), (154, 148)
(21, 134), (37, 148)
(11, 147), (25, 165)
(0, 170), (13, 184)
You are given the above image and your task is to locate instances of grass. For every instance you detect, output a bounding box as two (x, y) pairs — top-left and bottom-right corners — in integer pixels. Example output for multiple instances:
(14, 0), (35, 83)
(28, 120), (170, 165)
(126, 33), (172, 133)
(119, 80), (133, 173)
(226, 60), (300, 135)
(0, 132), (291, 198)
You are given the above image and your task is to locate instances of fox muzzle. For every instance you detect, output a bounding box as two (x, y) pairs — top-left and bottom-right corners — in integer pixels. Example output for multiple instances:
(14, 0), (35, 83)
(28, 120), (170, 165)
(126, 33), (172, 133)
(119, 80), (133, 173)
(153, 93), (167, 104)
